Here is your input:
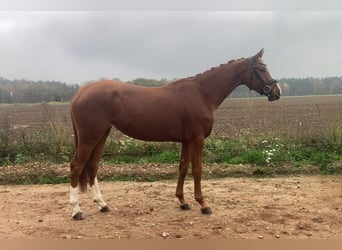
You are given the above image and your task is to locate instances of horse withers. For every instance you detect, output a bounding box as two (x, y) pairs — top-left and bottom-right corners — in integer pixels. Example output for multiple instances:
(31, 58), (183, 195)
(69, 49), (281, 220)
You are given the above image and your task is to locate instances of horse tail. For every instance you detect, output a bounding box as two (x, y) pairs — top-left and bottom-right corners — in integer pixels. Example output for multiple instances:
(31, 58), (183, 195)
(70, 88), (81, 150)
(73, 115), (90, 193)
(70, 104), (89, 193)
(71, 111), (78, 150)
(72, 124), (90, 192)
(79, 163), (89, 193)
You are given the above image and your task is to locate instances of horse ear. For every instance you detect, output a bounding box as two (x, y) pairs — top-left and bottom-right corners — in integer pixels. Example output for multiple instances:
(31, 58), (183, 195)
(251, 49), (264, 62)
(255, 48), (264, 58)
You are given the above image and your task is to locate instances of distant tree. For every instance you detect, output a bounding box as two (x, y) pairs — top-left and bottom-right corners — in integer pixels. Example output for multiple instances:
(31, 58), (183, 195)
(0, 75), (341, 103)
(327, 77), (342, 94)
(279, 82), (290, 96)
(312, 79), (327, 95)
(130, 78), (168, 87)
(0, 77), (79, 103)
(111, 77), (123, 82)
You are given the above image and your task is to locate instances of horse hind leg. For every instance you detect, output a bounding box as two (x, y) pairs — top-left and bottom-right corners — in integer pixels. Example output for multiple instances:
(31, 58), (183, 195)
(69, 128), (110, 220)
(69, 144), (94, 220)
(69, 185), (83, 220)
(87, 128), (111, 213)
(92, 177), (110, 213)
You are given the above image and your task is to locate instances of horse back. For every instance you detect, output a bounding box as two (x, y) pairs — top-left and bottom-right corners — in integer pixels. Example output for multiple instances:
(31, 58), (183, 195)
(71, 79), (214, 142)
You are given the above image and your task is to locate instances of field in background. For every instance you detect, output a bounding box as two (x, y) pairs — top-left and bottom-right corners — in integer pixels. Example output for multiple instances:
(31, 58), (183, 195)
(214, 95), (342, 138)
(0, 95), (341, 173)
(1, 95), (341, 139)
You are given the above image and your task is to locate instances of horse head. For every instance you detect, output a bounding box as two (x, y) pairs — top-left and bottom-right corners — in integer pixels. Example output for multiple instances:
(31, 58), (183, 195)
(246, 49), (281, 101)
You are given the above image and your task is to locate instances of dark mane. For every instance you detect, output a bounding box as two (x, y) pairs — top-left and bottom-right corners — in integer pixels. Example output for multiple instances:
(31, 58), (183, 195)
(168, 58), (245, 85)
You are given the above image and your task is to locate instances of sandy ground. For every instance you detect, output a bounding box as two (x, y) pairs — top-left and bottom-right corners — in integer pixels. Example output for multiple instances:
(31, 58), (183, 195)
(1, 175), (342, 239)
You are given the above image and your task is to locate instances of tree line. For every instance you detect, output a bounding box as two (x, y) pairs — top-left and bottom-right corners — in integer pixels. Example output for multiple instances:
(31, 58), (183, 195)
(0, 77), (78, 103)
(0, 76), (341, 103)
(231, 77), (342, 98)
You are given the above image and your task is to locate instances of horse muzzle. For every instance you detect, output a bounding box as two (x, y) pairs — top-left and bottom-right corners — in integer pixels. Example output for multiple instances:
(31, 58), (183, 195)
(265, 82), (281, 102)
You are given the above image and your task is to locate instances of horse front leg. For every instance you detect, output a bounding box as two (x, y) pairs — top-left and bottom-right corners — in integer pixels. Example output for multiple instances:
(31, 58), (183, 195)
(88, 129), (111, 213)
(176, 143), (191, 210)
(189, 137), (212, 214)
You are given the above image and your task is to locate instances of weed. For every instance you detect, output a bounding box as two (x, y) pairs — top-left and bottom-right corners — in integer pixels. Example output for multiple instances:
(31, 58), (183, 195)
(1, 108), (341, 177)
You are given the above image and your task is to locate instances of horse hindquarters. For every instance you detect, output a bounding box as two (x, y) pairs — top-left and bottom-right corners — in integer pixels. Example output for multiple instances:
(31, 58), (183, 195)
(69, 115), (111, 219)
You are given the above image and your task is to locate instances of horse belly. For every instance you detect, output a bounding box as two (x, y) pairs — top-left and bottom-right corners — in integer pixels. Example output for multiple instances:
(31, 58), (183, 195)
(111, 115), (183, 142)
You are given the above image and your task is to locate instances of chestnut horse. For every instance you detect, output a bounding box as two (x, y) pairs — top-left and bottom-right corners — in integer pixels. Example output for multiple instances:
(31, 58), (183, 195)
(69, 49), (281, 220)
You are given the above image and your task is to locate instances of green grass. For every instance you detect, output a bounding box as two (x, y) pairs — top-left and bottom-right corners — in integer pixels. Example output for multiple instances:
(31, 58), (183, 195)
(10, 174), (70, 185)
(1, 117), (342, 178)
(1, 131), (341, 172)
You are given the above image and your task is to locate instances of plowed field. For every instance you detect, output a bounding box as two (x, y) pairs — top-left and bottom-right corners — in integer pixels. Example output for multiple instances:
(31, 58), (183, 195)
(1, 95), (341, 139)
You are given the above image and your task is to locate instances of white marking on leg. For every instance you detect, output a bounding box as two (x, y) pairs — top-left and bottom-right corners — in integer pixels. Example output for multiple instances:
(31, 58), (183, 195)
(69, 185), (82, 218)
(91, 177), (108, 210)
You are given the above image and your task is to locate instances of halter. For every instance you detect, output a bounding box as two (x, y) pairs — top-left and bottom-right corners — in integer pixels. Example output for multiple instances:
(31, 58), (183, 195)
(248, 57), (278, 97)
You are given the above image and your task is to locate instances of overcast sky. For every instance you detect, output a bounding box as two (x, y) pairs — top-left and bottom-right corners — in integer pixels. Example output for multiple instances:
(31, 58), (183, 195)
(1, 1), (342, 84)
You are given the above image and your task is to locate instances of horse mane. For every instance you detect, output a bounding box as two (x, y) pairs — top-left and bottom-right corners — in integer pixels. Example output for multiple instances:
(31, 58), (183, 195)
(168, 57), (245, 85)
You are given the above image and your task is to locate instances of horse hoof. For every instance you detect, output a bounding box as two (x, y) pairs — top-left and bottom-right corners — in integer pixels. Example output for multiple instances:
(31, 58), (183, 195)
(72, 212), (84, 220)
(100, 206), (111, 213)
(201, 207), (212, 215)
(180, 203), (191, 210)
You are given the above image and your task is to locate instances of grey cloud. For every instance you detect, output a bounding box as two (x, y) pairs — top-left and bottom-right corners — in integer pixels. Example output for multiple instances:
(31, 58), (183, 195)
(1, 11), (342, 83)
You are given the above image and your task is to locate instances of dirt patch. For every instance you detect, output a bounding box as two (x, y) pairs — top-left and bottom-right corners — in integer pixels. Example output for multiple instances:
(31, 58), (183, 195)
(1, 175), (342, 239)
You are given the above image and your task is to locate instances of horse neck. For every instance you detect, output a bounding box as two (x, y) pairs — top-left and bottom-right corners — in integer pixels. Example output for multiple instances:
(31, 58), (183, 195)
(195, 59), (247, 109)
